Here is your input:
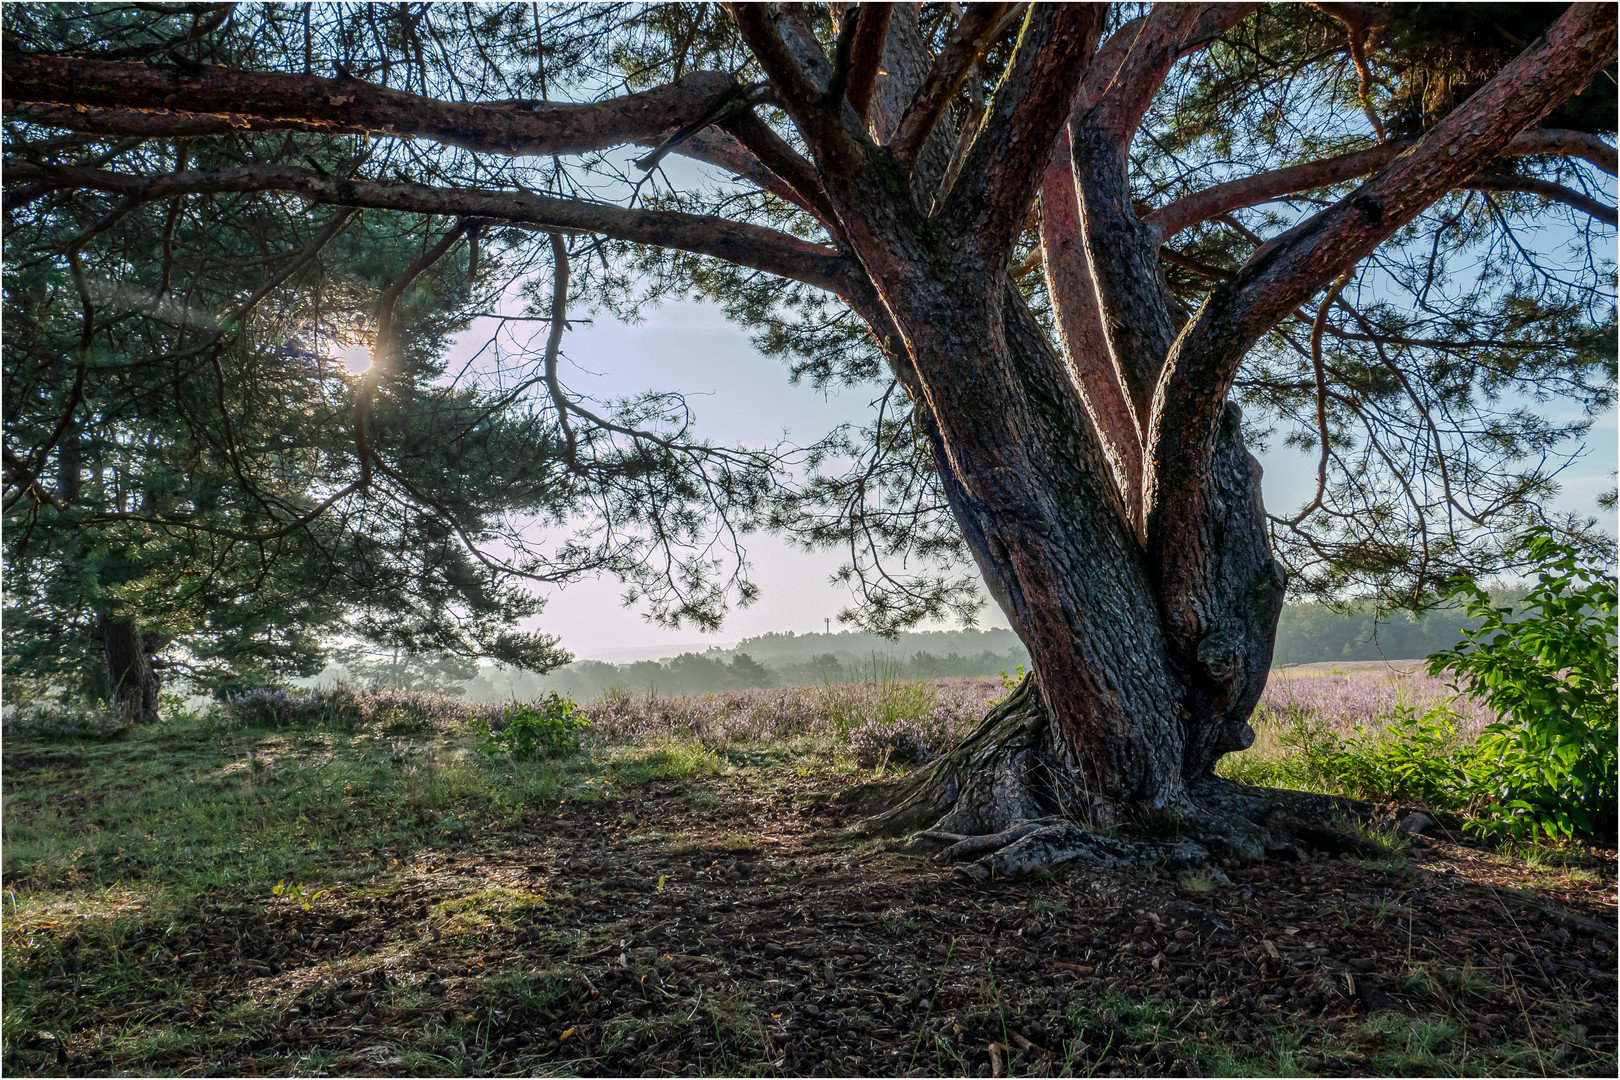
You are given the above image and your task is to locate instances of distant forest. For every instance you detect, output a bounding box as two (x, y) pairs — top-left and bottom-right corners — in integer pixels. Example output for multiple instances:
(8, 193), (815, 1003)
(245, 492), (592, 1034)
(428, 595), (1525, 701)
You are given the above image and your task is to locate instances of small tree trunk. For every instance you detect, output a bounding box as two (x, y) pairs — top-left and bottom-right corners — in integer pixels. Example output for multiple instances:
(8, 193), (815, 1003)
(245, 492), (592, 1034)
(100, 615), (160, 723)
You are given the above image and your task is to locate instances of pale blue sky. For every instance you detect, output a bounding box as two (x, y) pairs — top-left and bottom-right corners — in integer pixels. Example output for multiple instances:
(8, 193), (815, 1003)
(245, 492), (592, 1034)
(444, 299), (1617, 662)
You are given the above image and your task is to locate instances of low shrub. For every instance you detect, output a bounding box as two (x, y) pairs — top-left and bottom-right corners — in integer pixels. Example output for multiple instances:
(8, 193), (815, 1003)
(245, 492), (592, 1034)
(1233, 531), (1616, 843)
(1426, 530), (1616, 841)
(474, 693), (590, 759)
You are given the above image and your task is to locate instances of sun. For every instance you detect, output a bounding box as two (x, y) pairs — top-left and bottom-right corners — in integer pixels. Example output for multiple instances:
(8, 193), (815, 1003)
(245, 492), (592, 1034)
(334, 344), (373, 374)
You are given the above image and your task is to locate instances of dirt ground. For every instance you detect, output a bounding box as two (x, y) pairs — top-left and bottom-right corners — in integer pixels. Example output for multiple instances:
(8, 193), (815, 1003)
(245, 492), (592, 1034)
(4, 760), (1616, 1077)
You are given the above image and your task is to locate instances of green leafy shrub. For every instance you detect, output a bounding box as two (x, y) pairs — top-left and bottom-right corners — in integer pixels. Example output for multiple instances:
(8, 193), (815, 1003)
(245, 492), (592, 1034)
(1318, 705), (1474, 807)
(474, 694), (590, 759)
(1425, 531), (1617, 841)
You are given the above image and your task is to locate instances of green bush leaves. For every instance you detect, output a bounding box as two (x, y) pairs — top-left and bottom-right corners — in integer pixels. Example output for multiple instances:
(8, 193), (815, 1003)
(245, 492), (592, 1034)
(1425, 530), (1616, 841)
(472, 694), (590, 759)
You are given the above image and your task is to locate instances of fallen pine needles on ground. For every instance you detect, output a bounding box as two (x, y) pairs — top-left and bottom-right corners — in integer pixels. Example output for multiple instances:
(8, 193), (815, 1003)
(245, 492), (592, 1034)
(2, 684), (1614, 1077)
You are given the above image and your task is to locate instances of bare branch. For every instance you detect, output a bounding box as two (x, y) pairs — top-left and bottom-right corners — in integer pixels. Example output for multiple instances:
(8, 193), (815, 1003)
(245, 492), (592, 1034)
(1283, 270), (1355, 527)
(1145, 142), (1407, 240)
(542, 232), (578, 471)
(1507, 126), (1618, 174)
(1465, 171), (1617, 224)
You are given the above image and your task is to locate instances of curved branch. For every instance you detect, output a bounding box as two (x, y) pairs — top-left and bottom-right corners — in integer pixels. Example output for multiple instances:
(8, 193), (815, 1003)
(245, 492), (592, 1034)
(1147, 128), (1619, 239)
(1465, 171), (1617, 225)
(2, 52), (741, 159)
(2, 160), (853, 294)
(542, 232), (579, 471)
(1145, 1), (1616, 617)
(1506, 126), (1618, 174)
(1283, 270), (1355, 528)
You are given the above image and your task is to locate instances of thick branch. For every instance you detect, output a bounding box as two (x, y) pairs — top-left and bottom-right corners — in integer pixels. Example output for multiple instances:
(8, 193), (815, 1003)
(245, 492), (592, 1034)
(3, 161), (852, 294)
(1040, 129), (1145, 536)
(715, 109), (841, 230)
(941, 3), (1104, 256)
(1507, 126), (1618, 174)
(844, 4), (895, 123)
(1145, 1), (1616, 642)
(2, 52), (740, 159)
(1061, 4), (1260, 427)
(1147, 128), (1619, 239)
(724, 4), (825, 124)
(888, 3), (1013, 168)
(4, 98), (833, 227)
(1080, 5), (1206, 143)
(725, 2), (867, 175)
(1, 100), (369, 139)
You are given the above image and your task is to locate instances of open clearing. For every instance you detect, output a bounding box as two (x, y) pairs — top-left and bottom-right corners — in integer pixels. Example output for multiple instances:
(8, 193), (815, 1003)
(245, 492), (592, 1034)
(2, 700), (1614, 1077)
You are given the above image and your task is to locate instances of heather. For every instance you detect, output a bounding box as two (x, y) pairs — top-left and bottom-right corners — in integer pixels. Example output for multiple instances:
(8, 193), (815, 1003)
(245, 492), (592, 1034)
(583, 677), (1004, 765)
(3, 666), (1495, 778)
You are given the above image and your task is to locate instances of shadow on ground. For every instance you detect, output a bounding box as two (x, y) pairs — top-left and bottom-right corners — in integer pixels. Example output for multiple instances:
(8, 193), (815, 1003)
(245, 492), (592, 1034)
(3, 726), (1615, 1077)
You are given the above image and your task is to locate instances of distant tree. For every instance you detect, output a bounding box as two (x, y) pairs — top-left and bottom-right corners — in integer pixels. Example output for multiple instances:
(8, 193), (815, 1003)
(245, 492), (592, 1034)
(726, 651), (776, 689)
(3, 3), (1612, 870)
(333, 644), (479, 696)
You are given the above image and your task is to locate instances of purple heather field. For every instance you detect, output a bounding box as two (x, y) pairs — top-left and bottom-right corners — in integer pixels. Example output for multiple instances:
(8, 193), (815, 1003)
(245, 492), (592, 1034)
(6, 665), (1492, 768)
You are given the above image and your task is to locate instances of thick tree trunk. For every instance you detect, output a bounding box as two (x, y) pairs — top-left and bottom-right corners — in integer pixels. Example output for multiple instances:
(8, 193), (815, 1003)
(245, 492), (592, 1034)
(100, 615), (160, 723)
(850, 259), (1287, 869)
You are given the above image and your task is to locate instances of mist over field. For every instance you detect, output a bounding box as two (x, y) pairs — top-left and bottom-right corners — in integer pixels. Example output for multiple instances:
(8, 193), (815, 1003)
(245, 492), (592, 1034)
(303, 594), (1526, 702)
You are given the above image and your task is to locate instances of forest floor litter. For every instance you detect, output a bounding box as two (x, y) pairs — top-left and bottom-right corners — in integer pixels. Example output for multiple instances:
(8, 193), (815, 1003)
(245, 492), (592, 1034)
(2, 700), (1614, 1077)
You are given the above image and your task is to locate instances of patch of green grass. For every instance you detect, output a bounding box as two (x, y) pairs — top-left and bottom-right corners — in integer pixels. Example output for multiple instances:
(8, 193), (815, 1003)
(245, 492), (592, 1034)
(1331, 813), (1412, 858)
(1178, 869), (1216, 893)
(602, 742), (727, 785)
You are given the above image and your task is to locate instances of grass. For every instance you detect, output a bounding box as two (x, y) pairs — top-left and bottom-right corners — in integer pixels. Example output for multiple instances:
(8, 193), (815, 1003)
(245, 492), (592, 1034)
(2, 706), (738, 906)
(5, 679), (1612, 1077)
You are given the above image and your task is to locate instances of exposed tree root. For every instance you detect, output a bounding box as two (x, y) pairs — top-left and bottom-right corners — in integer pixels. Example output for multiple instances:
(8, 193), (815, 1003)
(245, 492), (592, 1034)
(839, 676), (1394, 892)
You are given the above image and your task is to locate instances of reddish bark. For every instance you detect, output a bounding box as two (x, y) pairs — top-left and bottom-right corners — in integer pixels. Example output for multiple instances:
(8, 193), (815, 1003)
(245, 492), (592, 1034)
(1, 53), (740, 160)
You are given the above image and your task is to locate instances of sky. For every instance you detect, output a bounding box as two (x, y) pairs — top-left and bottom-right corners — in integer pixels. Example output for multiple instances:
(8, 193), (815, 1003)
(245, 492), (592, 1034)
(443, 298), (1618, 664)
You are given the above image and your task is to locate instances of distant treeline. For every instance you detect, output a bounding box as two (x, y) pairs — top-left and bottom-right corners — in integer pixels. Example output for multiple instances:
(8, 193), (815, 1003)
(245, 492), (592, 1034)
(1273, 591), (1527, 666)
(453, 599), (1523, 700)
(462, 628), (1030, 701)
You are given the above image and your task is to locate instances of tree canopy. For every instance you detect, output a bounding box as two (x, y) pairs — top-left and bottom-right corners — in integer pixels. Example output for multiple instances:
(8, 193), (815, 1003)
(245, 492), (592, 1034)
(3, 2), (1613, 715)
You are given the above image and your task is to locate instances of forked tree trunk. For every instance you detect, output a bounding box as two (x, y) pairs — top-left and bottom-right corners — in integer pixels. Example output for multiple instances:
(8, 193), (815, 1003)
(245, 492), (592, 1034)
(100, 614), (161, 724)
(848, 261), (1289, 867)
